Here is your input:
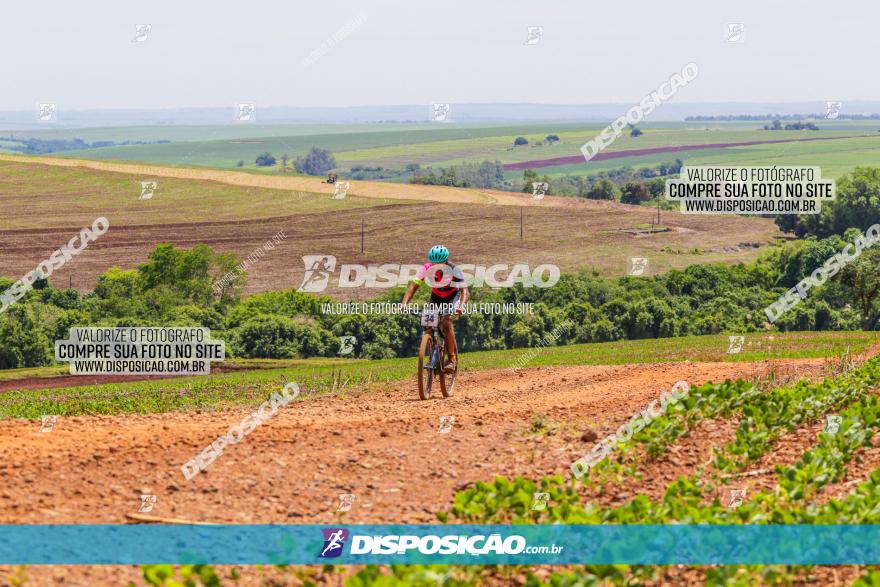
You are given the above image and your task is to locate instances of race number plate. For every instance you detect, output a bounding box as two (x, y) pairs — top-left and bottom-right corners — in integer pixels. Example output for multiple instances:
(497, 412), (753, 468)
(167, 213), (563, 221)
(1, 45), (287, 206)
(421, 310), (439, 328)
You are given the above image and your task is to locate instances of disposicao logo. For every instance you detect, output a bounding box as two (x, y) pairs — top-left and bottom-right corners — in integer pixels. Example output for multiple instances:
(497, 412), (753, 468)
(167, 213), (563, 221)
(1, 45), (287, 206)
(297, 255), (560, 292)
(316, 529), (563, 558)
(319, 528), (349, 558)
(299, 255), (337, 293)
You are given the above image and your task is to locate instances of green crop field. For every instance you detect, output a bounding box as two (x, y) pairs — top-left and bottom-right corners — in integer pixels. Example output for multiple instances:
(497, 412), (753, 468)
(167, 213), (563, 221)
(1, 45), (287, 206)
(682, 135), (880, 179)
(515, 136), (880, 181)
(28, 120), (879, 187)
(342, 128), (873, 168)
(1, 331), (873, 418)
(52, 122), (605, 169)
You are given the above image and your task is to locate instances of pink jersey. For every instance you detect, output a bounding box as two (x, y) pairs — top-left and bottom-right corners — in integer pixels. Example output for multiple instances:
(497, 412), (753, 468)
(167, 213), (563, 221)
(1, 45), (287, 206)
(414, 262), (465, 298)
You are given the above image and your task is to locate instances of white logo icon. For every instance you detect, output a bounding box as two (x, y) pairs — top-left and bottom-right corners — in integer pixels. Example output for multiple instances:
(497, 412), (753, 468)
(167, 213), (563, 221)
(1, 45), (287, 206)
(431, 103), (450, 122)
(40, 415), (57, 433)
(825, 414), (842, 435)
(337, 493), (356, 512)
(132, 24), (152, 42)
(298, 255), (337, 293)
(727, 23), (744, 42)
(825, 101), (843, 120)
(236, 103), (256, 122)
(138, 494), (157, 513)
(139, 180), (157, 200)
(531, 182), (549, 200)
(727, 488), (746, 508)
(438, 416), (456, 434)
(321, 529), (346, 557)
(37, 103), (57, 122)
(338, 335), (357, 356)
(332, 181), (351, 200)
(524, 26), (543, 45)
(727, 336), (744, 354)
(532, 492), (550, 511)
(628, 257), (648, 276)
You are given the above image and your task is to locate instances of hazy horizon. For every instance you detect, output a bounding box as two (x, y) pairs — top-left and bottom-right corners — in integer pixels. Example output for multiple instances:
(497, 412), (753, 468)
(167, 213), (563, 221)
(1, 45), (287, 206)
(3, 0), (879, 112)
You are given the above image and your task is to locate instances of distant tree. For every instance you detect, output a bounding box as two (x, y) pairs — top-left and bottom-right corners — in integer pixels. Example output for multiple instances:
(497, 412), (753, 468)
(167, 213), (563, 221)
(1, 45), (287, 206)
(630, 127), (644, 137)
(646, 177), (666, 199)
(294, 147), (337, 176)
(405, 163), (421, 172)
(0, 306), (52, 369)
(522, 169), (539, 193)
(655, 159), (684, 177)
(439, 167), (459, 186)
(840, 250), (880, 329)
(137, 243), (228, 307)
(545, 134), (560, 143)
(409, 160), (505, 189)
(233, 315), (336, 359)
(514, 136), (529, 146)
(236, 160), (245, 168)
(621, 182), (650, 205)
(280, 153), (290, 172)
(586, 179), (620, 201)
(771, 119), (783, 130)
(540, 174), (551, 194)
(255, 152), (276, 167)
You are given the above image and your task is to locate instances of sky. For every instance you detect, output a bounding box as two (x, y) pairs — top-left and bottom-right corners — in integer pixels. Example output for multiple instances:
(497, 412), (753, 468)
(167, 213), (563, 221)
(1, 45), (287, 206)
(2, 0), (878, 110)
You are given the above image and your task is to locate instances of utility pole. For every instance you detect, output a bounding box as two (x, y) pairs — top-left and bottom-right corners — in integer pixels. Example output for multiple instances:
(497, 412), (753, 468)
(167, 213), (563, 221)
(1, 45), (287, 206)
(361, 219), (364, 253)
(520, 207), (523, 241)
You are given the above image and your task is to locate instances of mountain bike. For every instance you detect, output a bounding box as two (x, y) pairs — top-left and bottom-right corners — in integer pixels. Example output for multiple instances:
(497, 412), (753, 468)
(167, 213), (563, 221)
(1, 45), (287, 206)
(416, 306), (456, 400)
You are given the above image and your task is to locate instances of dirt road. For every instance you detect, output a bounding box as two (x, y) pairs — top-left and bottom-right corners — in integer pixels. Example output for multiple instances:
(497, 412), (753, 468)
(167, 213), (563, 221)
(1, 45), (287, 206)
(0, 358), (831, 526)
(0, 357), (847, 586)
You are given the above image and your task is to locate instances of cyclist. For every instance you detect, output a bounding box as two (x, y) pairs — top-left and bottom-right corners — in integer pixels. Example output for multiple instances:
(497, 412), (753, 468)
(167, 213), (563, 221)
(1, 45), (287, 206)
(401, 245), (469, 372)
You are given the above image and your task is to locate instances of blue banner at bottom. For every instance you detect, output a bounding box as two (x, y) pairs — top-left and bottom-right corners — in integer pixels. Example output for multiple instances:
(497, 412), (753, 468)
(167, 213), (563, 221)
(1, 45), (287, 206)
(2, 524), (879, 565)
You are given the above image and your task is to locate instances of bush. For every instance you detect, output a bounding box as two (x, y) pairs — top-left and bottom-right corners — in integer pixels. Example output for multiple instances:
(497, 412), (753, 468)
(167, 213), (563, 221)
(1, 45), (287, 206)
(0, 306), (52, 369)
(232, 315), (335, 358)
(621, 182), (650, 205)
(294, 147), (337, 176)
(514, 137), (528, 146)
(255, 152), (276, 167)
(586, 179), (619, 200)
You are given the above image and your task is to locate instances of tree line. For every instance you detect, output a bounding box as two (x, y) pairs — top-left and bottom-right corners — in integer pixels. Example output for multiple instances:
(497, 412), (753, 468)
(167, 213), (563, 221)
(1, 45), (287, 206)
(3, 200), (880, 368)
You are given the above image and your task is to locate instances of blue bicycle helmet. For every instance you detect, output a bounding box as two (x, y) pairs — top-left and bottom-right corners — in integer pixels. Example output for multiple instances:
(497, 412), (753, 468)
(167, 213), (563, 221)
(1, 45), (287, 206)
(427, 245), (449, 263)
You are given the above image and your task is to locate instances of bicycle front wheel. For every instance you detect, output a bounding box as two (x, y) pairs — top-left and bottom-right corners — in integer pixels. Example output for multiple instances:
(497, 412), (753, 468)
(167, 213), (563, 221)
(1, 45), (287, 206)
(417, 332), (435, 401)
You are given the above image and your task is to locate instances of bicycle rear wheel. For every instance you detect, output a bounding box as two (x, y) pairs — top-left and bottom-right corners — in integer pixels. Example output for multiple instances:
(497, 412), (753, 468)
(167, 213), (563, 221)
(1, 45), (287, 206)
(439, 341), (456, 398)
(418, 332), (435, 400)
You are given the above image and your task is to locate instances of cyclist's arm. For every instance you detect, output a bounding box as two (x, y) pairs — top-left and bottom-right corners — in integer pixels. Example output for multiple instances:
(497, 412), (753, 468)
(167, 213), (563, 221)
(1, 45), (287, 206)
(403, 263), (431, 306)
(401, 280), (421, 305)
